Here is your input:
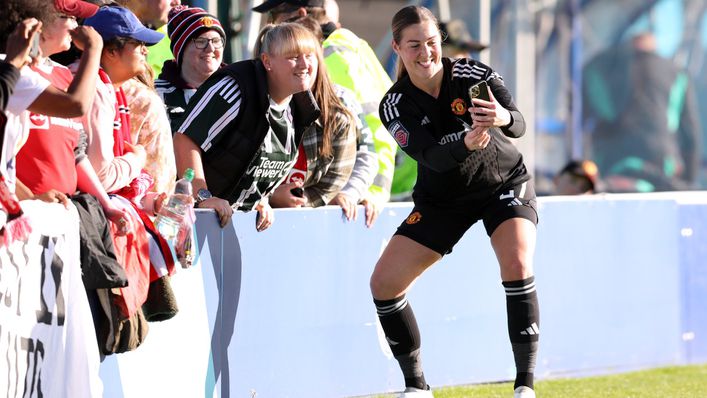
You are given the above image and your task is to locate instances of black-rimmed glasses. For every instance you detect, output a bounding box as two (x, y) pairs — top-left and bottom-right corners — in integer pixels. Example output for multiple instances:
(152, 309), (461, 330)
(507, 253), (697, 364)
(193, 37), (225, 50)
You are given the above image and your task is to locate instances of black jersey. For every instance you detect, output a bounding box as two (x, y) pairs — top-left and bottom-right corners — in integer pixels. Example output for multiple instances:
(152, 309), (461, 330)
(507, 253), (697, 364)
(380, 57), (530, 205)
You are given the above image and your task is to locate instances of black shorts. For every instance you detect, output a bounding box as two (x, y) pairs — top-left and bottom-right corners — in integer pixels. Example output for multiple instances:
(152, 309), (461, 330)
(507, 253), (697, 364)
(395, 181), (538, 255)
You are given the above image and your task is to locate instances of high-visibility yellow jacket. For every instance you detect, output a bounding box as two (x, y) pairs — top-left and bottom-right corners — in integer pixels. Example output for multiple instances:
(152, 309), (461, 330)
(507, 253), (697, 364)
(323, 28), (396, 203)
(147, 25), (173, 76)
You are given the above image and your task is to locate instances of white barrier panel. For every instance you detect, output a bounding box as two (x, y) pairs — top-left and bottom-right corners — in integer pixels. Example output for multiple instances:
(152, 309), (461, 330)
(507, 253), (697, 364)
(99, 193), (707, 397)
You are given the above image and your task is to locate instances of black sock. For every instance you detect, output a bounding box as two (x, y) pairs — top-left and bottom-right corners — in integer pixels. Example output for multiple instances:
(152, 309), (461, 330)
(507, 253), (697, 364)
(374, 295), (427, 390)
(503, 276), (540, 390)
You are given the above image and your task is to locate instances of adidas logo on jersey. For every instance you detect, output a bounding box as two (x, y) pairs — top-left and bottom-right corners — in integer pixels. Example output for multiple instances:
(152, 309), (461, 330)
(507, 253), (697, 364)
(421, 116), (430, 126)
(520, 322), (540, 336)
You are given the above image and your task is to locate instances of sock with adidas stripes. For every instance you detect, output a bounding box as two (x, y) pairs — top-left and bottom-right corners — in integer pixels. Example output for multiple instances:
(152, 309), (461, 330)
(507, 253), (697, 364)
(374, 295), (427, 390)
(503, 276), (539, 390)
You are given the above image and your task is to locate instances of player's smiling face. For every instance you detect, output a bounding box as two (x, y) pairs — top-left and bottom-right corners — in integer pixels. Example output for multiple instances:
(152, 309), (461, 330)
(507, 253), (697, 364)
(395, 20), (443, 81)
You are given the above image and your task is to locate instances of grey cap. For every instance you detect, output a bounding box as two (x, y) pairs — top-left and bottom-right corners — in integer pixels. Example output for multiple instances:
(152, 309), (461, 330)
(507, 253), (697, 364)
(439, 19), (488, 52)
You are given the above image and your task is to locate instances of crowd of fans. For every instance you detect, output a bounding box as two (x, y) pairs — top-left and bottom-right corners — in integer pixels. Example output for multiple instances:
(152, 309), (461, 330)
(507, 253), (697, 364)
(1, 0), (679, 361)
(0, 0), (395, 354)
(4, 2), (690, 398)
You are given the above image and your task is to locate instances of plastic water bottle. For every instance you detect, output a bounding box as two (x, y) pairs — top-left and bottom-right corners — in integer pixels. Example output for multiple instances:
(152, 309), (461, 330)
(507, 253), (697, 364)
(175, 207), (196, 268)
(155, 168), (194, 241)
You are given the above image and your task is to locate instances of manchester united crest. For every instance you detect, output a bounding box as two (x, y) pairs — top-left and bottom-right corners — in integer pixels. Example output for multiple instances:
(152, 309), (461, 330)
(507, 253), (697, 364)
(405, 211), (422, 225)
(451, 98), (466, 115)
(202, 17), (214, 27)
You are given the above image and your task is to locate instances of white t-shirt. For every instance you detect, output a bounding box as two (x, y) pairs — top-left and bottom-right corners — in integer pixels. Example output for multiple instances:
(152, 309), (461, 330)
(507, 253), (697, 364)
(0, 55), (50, 192)
(0, 201), (103, 397)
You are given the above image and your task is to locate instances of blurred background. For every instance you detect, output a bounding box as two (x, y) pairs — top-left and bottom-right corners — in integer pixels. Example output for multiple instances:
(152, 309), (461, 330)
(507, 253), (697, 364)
(184, 0), (707, 195)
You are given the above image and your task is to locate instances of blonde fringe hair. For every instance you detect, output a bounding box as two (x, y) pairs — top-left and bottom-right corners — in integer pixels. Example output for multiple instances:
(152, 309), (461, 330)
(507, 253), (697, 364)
(255, 23), (318, 59)
(256, 23), (355, 158)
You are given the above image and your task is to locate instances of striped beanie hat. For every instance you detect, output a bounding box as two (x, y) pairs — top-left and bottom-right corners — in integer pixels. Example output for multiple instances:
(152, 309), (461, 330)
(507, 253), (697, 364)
(168, 6), (226, 65)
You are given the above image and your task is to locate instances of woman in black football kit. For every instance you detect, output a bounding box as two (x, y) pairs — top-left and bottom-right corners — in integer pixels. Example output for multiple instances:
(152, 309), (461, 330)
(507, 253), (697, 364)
(370, 6), (539, 398)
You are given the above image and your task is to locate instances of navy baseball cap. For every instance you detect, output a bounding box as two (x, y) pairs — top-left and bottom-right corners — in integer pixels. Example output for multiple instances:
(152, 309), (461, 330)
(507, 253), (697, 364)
(252, 0), (324, 13)
(83, 6), (164, 46)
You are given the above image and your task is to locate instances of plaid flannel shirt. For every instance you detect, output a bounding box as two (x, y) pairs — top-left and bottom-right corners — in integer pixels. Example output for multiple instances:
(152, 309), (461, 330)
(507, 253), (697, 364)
(301, 98), (358, 206)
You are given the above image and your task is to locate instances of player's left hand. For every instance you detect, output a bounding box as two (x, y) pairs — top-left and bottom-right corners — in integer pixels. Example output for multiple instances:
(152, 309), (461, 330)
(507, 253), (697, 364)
(464, 125), (491, 151)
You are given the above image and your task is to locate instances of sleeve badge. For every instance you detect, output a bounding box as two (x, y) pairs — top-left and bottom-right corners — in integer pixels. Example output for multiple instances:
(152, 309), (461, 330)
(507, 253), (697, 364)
(389, 121), (409, 147)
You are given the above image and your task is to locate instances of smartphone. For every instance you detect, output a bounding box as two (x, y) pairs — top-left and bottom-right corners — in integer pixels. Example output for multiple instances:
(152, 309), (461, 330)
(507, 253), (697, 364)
(468, 80), (490, 105)
(290, 187), (304, 198)
(29, 32), (41, 58)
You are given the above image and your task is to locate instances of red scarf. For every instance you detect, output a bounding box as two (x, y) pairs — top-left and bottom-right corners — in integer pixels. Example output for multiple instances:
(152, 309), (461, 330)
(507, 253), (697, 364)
(100, 70), (153, 202)
(99, 71), (176, 309)
(99, 69), (131, 158)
